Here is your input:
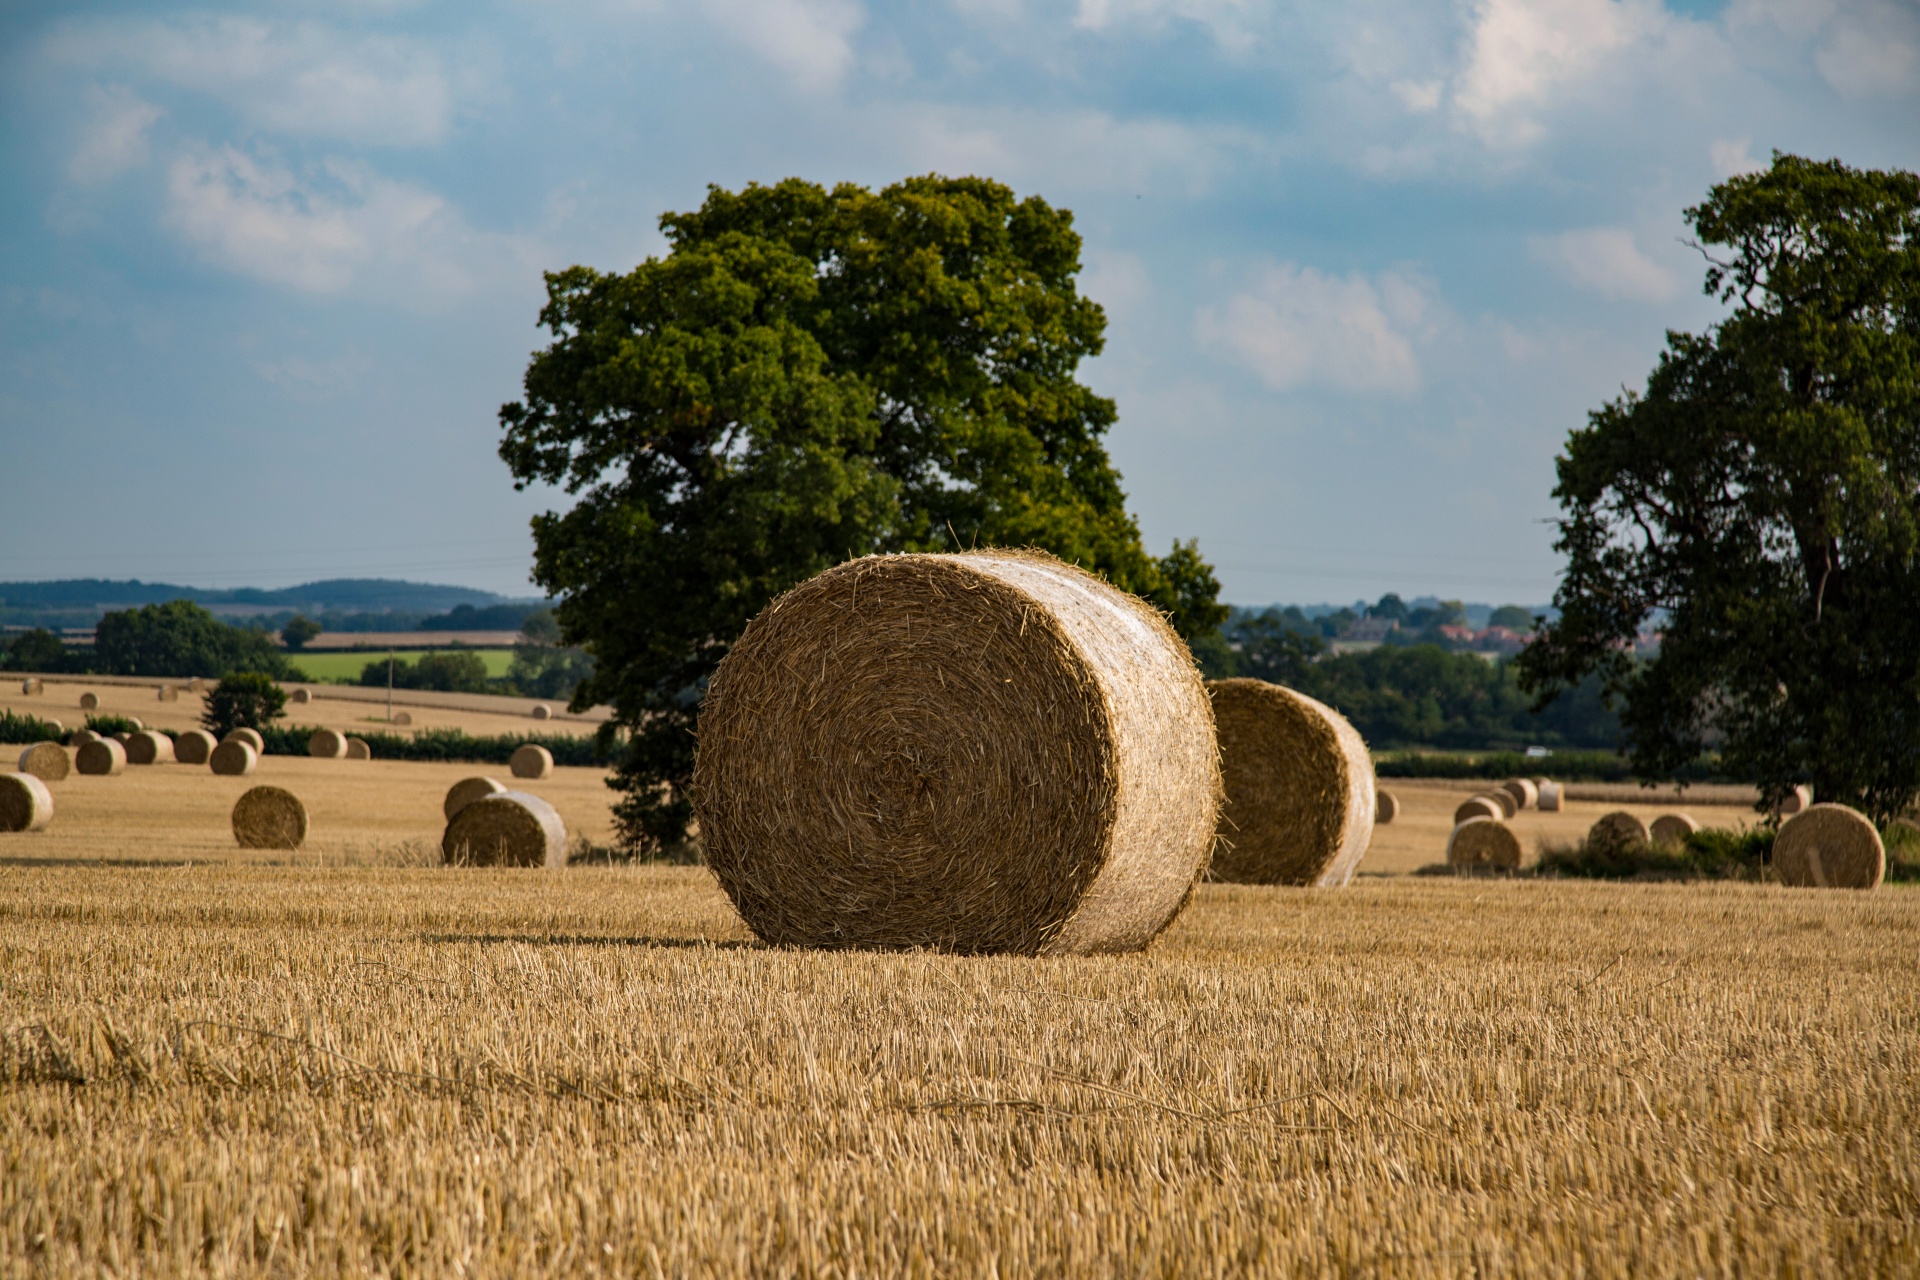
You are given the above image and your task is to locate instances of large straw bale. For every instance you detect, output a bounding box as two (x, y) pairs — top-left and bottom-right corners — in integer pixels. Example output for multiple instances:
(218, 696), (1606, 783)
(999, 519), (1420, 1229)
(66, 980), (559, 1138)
(694, 550), (1221, 956)
(531, 704), (552, 721)
(75, 739), (125, 776)
(442, 791), (568, 868)
(224, 727), (266, 754)
(232, 785), (308, 850)
(1453, 796), (1505, 825)
(0, 773), (53, 833)
(1772, 804), (1884, 889)
(156, 685), (179, 702)
(1205, 678), (1375, 886)
(1447, 817), (1521, 870)
(308, 728), (348, 759)
(1376, 790), (1400, 824)
(17, 742), (70, 783)
(124, 731), (174, 766)
(1589, 810), (1651, 848)
(209, 740), (258, 776)
(443, 776), (508, 821)
(1501, 778), (1539, 810)
(509, 744), (554, 780)
(1538, 781), (1563, 812)
(345, 737), (371, 760)
(79, 692), (98, 710)
(1480, 789), (1519, 819)
(1772, 784), (1814, 816)
(290, 687), (312, 704)
(1650, 813), (1699, 846)
(174, 730), (216, 766)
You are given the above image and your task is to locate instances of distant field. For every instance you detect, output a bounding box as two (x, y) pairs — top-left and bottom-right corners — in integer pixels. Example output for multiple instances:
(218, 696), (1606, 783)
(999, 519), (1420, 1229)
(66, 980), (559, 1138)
(288, 648), (516, 683)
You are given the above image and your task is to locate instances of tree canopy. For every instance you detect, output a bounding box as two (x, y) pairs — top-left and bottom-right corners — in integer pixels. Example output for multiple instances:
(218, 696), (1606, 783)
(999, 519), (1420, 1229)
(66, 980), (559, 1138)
(499, 174), (1223, 849)
(1517, 153), (1920, 820)
(93, 601), (292, 681)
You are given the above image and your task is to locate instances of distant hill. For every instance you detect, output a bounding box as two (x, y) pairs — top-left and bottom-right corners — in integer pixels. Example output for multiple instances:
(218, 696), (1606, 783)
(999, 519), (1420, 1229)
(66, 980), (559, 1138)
(0, 578), (539, 630)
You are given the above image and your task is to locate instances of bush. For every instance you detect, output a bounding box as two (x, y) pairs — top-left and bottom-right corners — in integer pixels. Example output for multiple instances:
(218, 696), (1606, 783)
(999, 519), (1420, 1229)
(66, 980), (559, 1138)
(1536, 826), (1772, 881)
(93, 600), (293, 680)
(0, 709), (66, 744)
(1884, 821), (1920, 884)
(257, 724), (613, 767)
(83, 714), (142, 737)
(202, 672), (288, 739)
(1, 629), (78, 673)
(358, 650), (492, 694)
(1374, 750), (1642, 782)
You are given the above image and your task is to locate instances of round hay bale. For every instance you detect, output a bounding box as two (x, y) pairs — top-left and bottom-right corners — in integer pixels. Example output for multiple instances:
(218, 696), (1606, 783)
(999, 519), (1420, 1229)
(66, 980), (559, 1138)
(442, 791), (568, 868)
(1447, 817), (1521, 869)
(1650, 812), (1699, 846)
(231, 785), (307, 850)
(1204, 678), (1375, 886)
(1500, 777), (1539, 810)
(126, 717), (143, 731)
(1772, 784), (1814, 816)
(1479, 789), (1519, 819)
(1589, 810), (1650, 848)
(1376, 789), (1400, 824)
(307, 728), (348, 759)
(174, 729), (216, 766)
(68, 728), (100, 748)
(124, 730), (175, 766)
(1529, 776), (1550, 789)
(187, 678), (205, 693)
(392, 712), (413, 727)
(1538, 781), (1563, 812)
(42, 718), (62, 735)
(157, 685), (179, 702)
(0, 773), (53, 833)
(289, 687), (312, 704)
(1454, 796), (1505, 825)
(694, 550), (1221, 955)
(75, 738), (125, 776)
(21, 677), (42, 695)
(345, 736), (371, 760)
(1773, 804), (1884, 889)
(509, 743), (554, 780)
(78, 692), (98, 710)
(531, 703), (552, 721)
(17, 742), (71, 783)
(111, 733), (129, 745)
(208, 739), (258, 777)
(444, 776), (508, 821)
(224, 727), (265, 754)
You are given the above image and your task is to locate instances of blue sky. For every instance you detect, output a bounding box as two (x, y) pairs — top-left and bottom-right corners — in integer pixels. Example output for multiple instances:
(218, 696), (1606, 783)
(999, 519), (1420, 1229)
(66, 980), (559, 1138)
(2, 0), (1915, 606)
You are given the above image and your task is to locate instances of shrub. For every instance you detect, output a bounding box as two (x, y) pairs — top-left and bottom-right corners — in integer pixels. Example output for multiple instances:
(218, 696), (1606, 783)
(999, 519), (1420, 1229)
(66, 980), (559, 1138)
(257, 725), (613, 767)
(281, 616), (322, 652)
(83, 714), (142, 737)
(1536, 826), (1771, 881)
(1374, 750), (1642, 782)
(202, 672), (289, 739)
(1884, 821), (1920, 884)
(0, 709), (66, 744)
(358, 650), (491, 694)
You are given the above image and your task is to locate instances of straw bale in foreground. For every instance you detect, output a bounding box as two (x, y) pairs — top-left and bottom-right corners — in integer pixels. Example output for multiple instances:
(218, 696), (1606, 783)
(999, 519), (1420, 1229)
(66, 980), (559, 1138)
(0, 773), (53, 833)
(509, 744), (553, 780)
(224, 727), (266, 754)
(308, 728), (348, 759)
(1589, 811), (1650, 848)
(1501, 778), (1539, 810)
(124, 730), (174, 766)
(208, 740), (257, 776)
(695, 550), (1221, 956)
(232, 786), (308, 850)
(1650, 813), (1699, 846)
(1376, 790), (1400, 824)
(75, 739), (125, 776)
(1454, 796), (1504, 825)
(174, 730), (216, 766)
(345, 737), (371, 760)
(78, 692), (98, 710)
(442, 791), (568, 868)
(1772, 804), (1884, 890)
(1538, 781), (1563, 812)
(17, 742), (70, 783)
(443, 776), (508, 821)
(1447, 817), (1521, 869)
(1205, 678), (1374, 886)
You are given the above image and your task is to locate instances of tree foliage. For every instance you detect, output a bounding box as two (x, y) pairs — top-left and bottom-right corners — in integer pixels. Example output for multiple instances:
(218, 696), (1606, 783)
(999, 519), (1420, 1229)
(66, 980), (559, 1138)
(358, 651), (492, 694)
(281, 616), (322, 651)
(499, 174), (1223, 850)
(1, 628), (76, 673)
(1517, 154), (1920, 820)
(93, 600), (292, 680)
(201, 672), (288, 739)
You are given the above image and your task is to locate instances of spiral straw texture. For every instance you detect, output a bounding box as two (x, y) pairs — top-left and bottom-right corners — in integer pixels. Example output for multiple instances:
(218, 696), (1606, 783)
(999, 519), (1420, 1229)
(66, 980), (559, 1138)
(1772, 804), (1884, 890)
(232, 786), (308, 850)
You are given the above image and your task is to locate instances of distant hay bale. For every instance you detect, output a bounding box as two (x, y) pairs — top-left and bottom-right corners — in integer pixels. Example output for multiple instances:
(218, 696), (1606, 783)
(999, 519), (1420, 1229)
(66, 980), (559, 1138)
(1589, 810), (1651, 848)
(1480, 789), (1519, 819)
(156, 685), (179, 702)
(69, 729), (100, 748)
(187, 678), (205, 692)
(1529, 776), (1549, 789)
(231, 785), (308, 850)
(1447, 817), (1521, 870)
(442, 790), (568, 868)
(78, 692), (98, 710)
(290, 688), (312, 704)
(531, 703), (552, 721)
(509, 744), (554, 780)
(307, 728), (348, 759)
(1454, 796), (1505, 825)
(1650, 813), (1699, 846)
(124, 730), (175, 766)
(345, 737), (370, 760)
(1538, 781), (1563, 812)
(1772, 785), (1814, 816)
(224, 727), (266, 754)
(21, 678), (42, 695)
(1772, 804), (1884, 890)
(443, 776), (508, 821)
(694, 550), (1221, 955)
(126, 717), (142, 731)
(75, 738), (126, 776)
(1376, 790), (1400, 824)
(174, 730), (215, 765)
(16, 742), (71, 784)
(0, 773), (54, 833)
(208, 740), (258, 777)
(1501, 778), (1539, 810)
(42, 718), (62, 735)
(392, 712), (413, 727)
(1205, 679), (1375, 886)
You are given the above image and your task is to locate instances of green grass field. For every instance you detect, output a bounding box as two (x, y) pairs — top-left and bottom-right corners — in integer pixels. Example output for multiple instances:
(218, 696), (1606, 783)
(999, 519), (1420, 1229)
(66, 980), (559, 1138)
(287, 649), (516, 683)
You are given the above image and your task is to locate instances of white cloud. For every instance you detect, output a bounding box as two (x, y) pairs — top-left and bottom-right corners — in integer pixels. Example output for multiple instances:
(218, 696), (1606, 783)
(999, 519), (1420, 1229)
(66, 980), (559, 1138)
(1196, 263), (1432, 396)
(1530, 226), (1676, 302)
(702, 0), (865, 92)
(68, 87), (162, 185)
(893, 104), (1251, 196)
(1071, 0), (1256, 49)
(1814, 0), (1920, 98)
(1392, 79), (1443, 113)
(1452, 0), (1665, 145)
(1710, 137), (1764, 178)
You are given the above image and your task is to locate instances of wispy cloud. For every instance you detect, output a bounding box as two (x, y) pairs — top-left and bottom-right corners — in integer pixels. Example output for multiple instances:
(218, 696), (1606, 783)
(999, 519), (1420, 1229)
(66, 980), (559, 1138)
(1451, 0), (1666, 145)
(1529, 226), (1676, 303)
(67, 86), (162, 185)
(701, 0), (866, 92)
(1196, 263), (1433, 396)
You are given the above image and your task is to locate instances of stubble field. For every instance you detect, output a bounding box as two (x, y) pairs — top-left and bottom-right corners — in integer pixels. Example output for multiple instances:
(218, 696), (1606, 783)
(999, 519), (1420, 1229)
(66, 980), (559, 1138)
(2, 703), (1914, 1276)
